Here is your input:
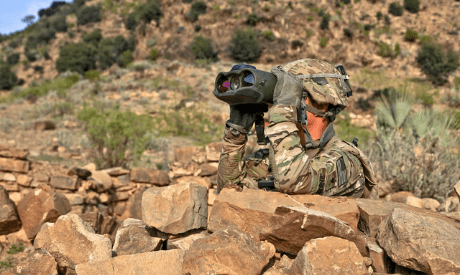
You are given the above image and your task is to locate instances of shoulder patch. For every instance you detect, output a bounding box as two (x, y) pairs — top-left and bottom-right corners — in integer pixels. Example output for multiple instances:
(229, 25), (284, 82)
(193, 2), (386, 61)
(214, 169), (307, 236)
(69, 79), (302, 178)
(336, 156), (348, 187)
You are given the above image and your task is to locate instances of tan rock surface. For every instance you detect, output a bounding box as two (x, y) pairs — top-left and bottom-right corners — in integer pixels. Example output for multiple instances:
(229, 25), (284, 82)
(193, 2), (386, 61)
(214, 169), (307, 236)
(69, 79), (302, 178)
(16, 185), (71, 239)
(0, 146), (29, 160)
(287, 236), (369, 275)
(205, 141), (222, 162)
(0, 185), (21, 235)
(0, 157), (29, 173)
(50, 175), (80, 190)
(174, 146), (204, 164)
(377, 207), (460, 275)
(2, 250), (58, 275)
(182, 227), (275, 275)
(142, 183), (207, 234)
(34, 214), (112, 271)
(113, 218), (163, 256)
(90, 170), (113, 190)
(175, 176), (211, 189)
(130, 167), (170, 186)
(166, 230), (208, 250)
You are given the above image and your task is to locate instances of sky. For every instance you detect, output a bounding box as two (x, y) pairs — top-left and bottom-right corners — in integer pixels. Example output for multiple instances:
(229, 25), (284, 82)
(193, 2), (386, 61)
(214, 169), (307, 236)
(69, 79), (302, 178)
(0, 0), (73, 35)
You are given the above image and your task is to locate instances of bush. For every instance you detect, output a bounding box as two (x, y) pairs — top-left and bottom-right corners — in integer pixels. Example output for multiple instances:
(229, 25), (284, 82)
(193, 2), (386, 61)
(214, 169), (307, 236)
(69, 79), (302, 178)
(384, 15), (391, 25)
(291, 39), (304, 49)
(84, 69), (101, 81)
(246, 14), (259, 26)
(404, 28), (418, 42)
(343, 28), (353, 38)
(416, 42), (460, 85)
(376, 11), (383, 20)
(26, 28), (56, 49)
(33, 66), (44, 74)
(388, 2), (403, 16)
(263, 30), (276, 41)
(320, 15), (330, 30)
(77, 103), (154, 169)
(8, 37), (22, 49)
(0, 64), (18, 90)
(125, 1), (162, 30)
(229, 28), (261, 62)
(319, 36), (328, 47)
(51, 15), (68, 32)
(190, 36), (217, 60)
(12, 75), (78, 100)
(117, 50), (133, 67)
(56, 43), (97, 75)
(38, 1), (68, 18)
(149, 48), (160, 61)
(82, 29), (102, 46)
(97, 36), (134, 70)
(377, 41), (399, 58)
(25, 50), (38, 62)
(404, 0), (420, 13)
(77, 5), (101, 25)
(7, 53), (20, 65)
(187, 1), (207, 22)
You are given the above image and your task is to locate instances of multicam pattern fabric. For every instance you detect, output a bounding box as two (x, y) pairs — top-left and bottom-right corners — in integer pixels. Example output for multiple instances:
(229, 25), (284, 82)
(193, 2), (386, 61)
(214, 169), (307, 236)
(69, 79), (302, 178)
(217, 105), (376, 198)
(283, 58), (349, 109)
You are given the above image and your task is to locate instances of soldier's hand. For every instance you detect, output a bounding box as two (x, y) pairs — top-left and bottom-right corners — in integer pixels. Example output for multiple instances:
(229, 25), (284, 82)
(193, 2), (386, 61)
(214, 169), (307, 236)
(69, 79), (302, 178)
(228, 104), (266, 134)
(271, 66), (304, 108)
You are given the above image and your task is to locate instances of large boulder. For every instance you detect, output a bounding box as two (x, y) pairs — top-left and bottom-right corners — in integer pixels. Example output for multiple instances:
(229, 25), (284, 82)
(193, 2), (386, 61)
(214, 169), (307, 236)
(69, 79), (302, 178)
(377, 207), (460, 275)
(34, 214), (112, 273)
(356, 198), (460, 237)
(260, 206), (356, 255)
(75, 250), (186, 275)
(182, 227), (275, 275)
(2, 250), (58, 275)
(113, 218), (163, 256)
(286, 237), (369, 275)
(209, 189), (360, 240)
(0, 185), (21, 235)
(142, 183), (207, 234)
(16, 185), (71, 240)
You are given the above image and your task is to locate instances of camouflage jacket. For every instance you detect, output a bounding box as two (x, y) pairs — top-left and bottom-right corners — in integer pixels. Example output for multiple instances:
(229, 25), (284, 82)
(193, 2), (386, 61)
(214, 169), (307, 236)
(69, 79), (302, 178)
(217, 105), (378, 199)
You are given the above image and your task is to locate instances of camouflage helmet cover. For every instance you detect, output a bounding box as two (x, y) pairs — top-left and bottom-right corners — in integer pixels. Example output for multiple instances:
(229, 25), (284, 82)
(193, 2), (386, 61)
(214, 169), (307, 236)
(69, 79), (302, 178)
(283, 58), (349, 109)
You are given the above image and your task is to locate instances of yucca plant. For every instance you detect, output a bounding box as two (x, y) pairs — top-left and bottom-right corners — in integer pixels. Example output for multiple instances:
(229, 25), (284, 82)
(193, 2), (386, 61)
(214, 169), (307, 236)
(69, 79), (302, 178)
(375, 88), (413, 132)
(408, 109), (456, 146)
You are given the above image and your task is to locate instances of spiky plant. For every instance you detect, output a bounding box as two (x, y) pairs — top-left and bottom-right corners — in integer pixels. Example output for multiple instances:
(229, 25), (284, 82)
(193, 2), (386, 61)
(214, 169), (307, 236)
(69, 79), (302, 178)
(376, 88), (414, 132)
(408, 109), (456, 146)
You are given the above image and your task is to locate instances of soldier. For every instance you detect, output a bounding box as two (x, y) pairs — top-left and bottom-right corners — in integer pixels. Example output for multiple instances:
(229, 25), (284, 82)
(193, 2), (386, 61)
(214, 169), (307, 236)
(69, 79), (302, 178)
(216, 58), (378, 199)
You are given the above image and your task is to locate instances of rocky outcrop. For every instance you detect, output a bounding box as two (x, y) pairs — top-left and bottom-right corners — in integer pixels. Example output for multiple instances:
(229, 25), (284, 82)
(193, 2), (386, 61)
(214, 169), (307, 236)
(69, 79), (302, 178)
(0, 185), (21, 235)
(112, 218), (163, 256)
(2, 250), (58, 275)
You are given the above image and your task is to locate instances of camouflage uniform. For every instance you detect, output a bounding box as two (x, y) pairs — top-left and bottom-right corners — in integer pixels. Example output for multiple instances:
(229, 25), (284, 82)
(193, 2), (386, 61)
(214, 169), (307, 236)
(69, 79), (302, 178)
(217, 59), (378, 199)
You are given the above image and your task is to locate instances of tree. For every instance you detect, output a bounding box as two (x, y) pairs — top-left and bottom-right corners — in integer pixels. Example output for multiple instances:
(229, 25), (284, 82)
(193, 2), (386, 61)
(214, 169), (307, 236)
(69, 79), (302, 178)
(22, 15), (35, 26)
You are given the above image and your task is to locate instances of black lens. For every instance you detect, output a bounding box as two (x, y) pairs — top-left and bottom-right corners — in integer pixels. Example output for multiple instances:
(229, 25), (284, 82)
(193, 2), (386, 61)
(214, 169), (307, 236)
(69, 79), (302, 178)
(242, 73), (254, 87)
(230, 75), (240, 90)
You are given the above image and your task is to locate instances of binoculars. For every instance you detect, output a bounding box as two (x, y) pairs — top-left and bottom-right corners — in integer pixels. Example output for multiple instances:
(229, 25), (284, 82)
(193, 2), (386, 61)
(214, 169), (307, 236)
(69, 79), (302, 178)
(213, 64), (277, 106)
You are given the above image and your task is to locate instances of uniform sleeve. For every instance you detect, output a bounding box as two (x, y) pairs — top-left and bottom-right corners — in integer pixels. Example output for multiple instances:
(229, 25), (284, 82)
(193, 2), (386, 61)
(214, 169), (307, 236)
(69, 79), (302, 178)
(216, 127), (247, 193)
(266, 105), (315, 194)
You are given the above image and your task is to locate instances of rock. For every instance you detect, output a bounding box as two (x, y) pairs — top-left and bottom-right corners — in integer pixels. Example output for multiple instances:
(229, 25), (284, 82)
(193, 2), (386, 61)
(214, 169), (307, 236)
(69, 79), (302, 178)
(182, 227), (275, 275)
(121, 186), (148, 220)
(130, 167), (170, 186)
(34, 214), (112, 272)
(208, 188), (218, 205)
(17, 186), (71, 239)
(142, 183), (207, 235)
(0, 146), (29, 160)
(0, 172), (16, 181)
(437, 197), (459, 212)
(64, 193), (85, 205)
(67, 167), (92, 180)
(205, 142), (222, 162)
(16, 174), (32, 186)
(33, 172), (50, 183)
(166, 230), (208, 250)
(0, 182), (19, 192)
(113, 218), (163, 256)
(259, 206), (356, 255)
(82, 163), (96, 171)
(50, 175), (80, 190)
(377, 207), (460, 274)
(366, 237), (388, 273)
(33, 120), (56, 131)
(405, 196), (423, 208)
(90, 171), (113, 190)
(116, 174), (130, 186)
(0, 185), (21, 235)
(2, 250), (58, 275)
(174, 146), (204, 164)
(75, 249), (186, 275)
(209, 189), (360, 240)
(199, 162), (218, 176)
(175, 176), (211, 189)
(356, 198), (460, 237)
(390, 191), (415, 203)
(286, 237), (369, 275)
(0, 157), (29, 173)
(422, 198), (441, 212)
(101, 167), (130, 176)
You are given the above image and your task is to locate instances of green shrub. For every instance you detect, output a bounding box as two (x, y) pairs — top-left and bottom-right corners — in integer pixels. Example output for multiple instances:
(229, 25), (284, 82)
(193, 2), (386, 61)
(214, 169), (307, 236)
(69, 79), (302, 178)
(453, 76), (460, 88)
(8, 37), (22, 49)
(377, 41), (399, 58)
(404, 0), (420, 13)
(343, 28), (353, 38)
(0, 64), (18, 90)
(320, 14), (330, 30)
(24, 50), (37, 62)
(34, 66), (44, 74)
(117, 50), (133, 67)
(13, 76), (79, 100)
(187, 1), (207, 22)
(416, 42), (460, 85)
(125, 1), (162, 31)
(404, 28), (418, 42)
(419, 34), (434, 44)
(291, 39), (304, 49)
(97, 36), (134, 70)
(77, 5), (101, 25)
(335, 115), (373, 147)
(26, 28), (56, 49)
(388, 2), (403, 16)
(263, 30), (276, 41)
(384, 14), (391, 24)
(376, 88), (413, 131)
(190, 36), (217, 60)
(77, 103), (154, 168)
(230, 27), (261, 62)
(306, 29), (314, 37)
(319, 36), (328, 47)
(149, 48), (160, 61)
(74, 0), (86, 7)
(82, 29), (102, 46)
(84, 69), (101, 81)
(7, 53), (20, 65)
(356, 97), (372, 111)
(51, 15), (68, 32)
(246, 14), (259, 26)
(376, 11), (383, 20)
(7, 243), (24, 255)
(307, 15), (313, 21)
(56, 43), (97, 75)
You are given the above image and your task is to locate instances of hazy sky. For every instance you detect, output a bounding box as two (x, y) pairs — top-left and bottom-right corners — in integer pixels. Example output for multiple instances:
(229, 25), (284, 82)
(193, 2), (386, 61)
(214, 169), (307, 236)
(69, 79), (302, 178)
(0, 0), (73, 35)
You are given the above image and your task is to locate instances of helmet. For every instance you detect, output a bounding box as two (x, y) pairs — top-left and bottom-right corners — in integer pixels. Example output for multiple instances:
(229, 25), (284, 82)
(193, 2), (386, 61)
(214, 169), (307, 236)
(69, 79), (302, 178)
(283, 58), (352, 110)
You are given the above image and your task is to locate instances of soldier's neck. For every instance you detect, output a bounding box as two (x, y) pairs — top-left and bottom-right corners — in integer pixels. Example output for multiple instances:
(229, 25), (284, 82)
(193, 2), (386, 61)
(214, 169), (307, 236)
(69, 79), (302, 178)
(307, 117), (329, 140)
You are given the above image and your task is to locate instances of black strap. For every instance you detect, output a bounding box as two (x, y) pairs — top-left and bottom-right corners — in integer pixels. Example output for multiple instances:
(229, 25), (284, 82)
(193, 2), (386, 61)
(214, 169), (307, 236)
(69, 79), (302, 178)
(255, 114), (266, 145)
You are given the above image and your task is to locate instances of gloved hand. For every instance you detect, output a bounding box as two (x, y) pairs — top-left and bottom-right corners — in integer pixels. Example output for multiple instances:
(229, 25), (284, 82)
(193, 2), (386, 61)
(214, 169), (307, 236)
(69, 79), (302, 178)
(227, 104), (267, 134)
(270, 66), (304, 108)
